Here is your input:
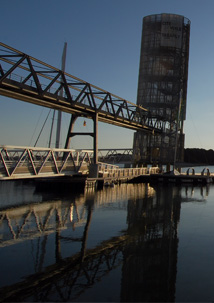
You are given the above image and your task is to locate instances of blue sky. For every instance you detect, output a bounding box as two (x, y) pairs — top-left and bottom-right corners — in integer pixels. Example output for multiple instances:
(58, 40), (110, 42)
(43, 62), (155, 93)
(0, 0), (214, 150)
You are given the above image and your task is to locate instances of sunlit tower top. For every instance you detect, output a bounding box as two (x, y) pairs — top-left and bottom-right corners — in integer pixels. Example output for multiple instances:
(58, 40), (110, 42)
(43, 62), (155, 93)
(133, 13), (191, 167)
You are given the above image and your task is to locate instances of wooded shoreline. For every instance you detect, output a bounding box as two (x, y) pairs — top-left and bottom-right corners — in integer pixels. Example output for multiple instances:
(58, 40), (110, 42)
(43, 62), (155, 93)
(184, 148), (214, 165)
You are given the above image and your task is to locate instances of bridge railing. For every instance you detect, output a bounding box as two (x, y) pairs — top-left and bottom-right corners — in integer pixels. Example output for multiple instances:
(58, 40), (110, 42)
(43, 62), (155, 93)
(98, 164), (159, 179)
(0, 145), (160, 180)
(0, 145), (94, 179)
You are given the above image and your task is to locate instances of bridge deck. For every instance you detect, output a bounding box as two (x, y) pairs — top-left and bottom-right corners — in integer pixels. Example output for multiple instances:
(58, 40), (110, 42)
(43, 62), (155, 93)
(1, 146), (213, 185)
(0, 145), (161, 181)
(0, 42), (163, 133)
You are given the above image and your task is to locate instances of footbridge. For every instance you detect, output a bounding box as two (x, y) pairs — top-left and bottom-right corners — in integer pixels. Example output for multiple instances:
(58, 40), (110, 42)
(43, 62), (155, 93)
(0, 42), (163, 133)
(0, 42), (164, 166)
(0, 145), (158, 181)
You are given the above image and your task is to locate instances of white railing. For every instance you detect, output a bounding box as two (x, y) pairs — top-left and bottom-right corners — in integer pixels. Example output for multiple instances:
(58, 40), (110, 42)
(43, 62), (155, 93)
(98, 164), (160, 179)
(0, 145), (160, 180)
(0, 145), (94, 179)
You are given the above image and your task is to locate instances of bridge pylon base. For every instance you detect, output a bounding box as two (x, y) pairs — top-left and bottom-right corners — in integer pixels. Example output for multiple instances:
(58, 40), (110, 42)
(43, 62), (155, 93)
(88, 164), (99, 178)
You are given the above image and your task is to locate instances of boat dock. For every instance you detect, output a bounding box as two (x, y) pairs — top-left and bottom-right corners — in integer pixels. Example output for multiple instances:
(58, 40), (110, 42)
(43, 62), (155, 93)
(153, 167), (212, 184)
(82, 167), (214, 188)
(121, 167), (213, 186)
(149, 173), (213, 185)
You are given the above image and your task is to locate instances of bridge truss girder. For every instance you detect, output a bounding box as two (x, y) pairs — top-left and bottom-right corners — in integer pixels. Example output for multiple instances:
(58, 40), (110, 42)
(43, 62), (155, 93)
(0, 42), (163, 133)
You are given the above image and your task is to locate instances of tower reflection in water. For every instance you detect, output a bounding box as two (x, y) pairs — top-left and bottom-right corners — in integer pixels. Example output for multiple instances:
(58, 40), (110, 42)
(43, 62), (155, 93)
(0, 182), (208, 302)
(121, 185), (181, 302)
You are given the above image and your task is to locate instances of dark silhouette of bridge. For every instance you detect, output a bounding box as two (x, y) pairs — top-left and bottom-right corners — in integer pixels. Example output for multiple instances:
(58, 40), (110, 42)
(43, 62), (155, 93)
(0, 43), (164, 132)
(0, 42), (164, 167)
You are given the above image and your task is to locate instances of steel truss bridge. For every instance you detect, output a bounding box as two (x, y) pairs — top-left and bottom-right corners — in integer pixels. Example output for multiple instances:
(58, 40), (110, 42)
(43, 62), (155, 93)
(0, 145), (93, 179)
(98, 148), (133, 163)
(0, 42), (164, 132)
(1, 145), (159, 180)
(0, 42), (164, 165)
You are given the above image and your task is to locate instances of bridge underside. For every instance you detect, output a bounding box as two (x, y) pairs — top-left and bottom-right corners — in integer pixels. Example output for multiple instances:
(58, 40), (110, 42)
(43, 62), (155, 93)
(0, 81), (153, 132)
(0, 42), (164, 133)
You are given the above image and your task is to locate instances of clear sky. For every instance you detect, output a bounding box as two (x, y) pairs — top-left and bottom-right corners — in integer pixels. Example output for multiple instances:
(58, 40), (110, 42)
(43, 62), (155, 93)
(0, 0), (214, 150)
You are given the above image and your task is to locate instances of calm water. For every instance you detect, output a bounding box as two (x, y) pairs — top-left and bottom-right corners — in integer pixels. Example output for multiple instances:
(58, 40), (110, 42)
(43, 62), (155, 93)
(0, 168), (214, 302)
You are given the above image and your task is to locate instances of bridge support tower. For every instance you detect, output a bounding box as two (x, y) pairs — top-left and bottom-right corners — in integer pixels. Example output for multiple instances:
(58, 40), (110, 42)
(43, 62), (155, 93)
(65, 113), (99, 178)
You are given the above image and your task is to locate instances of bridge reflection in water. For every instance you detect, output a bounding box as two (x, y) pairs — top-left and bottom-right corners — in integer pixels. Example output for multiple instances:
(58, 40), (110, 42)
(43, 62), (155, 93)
(0, 181), (209, 302)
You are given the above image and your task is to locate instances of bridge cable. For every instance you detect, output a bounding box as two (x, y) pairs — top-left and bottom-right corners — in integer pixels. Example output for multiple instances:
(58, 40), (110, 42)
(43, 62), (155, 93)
(34, 109), (51, 147)
(48, 110), (56, 148)
(29, 108), (44, 146)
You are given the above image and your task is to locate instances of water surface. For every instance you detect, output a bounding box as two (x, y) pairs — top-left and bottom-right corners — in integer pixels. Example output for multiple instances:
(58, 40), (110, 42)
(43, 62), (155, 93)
(0, 177), (214, 302)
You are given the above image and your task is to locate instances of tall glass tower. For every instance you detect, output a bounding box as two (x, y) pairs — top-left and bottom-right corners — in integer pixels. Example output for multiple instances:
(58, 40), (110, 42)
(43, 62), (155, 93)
(133, 14), (190, 167)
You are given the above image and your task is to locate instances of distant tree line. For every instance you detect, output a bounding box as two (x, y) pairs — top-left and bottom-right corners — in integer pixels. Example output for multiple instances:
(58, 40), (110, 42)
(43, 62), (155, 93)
(184, 148), (214, 164)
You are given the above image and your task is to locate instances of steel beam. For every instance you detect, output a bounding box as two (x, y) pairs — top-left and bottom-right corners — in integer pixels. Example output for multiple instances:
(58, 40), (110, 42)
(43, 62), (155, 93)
(0, 42), (163, 134)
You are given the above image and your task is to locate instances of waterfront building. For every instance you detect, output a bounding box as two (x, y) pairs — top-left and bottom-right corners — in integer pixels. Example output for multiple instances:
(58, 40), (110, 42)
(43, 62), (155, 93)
(133, 14), (191, 166)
